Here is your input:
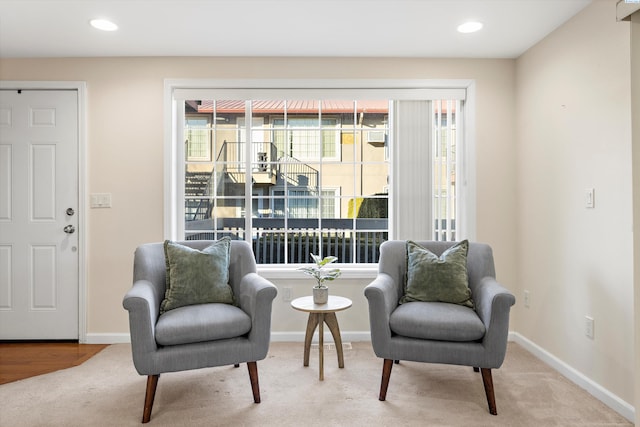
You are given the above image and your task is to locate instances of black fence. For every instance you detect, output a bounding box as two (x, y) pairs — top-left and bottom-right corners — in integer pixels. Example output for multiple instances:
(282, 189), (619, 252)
(186, 218), (387, 264)
(185, 217), (455, 264)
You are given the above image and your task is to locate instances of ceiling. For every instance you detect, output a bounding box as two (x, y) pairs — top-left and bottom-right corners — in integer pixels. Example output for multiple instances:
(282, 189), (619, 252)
(0, 0), (593, 59)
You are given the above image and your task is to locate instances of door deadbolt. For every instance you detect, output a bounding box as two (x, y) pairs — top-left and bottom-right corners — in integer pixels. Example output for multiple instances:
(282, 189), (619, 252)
(66, 208), (75, 216)
(63, 225), (75, 234)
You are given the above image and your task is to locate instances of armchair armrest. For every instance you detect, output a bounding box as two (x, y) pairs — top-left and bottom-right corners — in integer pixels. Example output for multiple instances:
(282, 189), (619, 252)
(364, 273), (400, 350)
(473, 276), (516, 365)
(122, 279), (162, 356)
(473, 276), (516, 326)
(238, 273), (278, 343)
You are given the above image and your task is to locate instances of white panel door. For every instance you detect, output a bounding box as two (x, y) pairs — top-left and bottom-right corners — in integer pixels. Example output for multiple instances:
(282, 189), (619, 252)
(0, 90), (79, 339)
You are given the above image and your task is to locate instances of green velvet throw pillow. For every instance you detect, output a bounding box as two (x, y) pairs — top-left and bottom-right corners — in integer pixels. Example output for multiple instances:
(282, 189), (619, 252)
(160, 238), (234, 313)
(401, 240), (474, 308)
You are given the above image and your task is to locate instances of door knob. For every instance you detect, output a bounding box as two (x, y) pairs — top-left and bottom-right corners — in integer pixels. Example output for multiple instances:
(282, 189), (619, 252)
(63, 225), (75, 234)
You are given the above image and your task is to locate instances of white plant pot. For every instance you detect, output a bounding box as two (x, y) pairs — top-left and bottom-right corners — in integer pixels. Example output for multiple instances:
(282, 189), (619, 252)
(313, 286), (329, 304)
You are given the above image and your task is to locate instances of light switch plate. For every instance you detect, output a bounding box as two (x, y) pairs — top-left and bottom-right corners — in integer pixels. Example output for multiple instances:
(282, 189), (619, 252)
(90, 193), (112, 208)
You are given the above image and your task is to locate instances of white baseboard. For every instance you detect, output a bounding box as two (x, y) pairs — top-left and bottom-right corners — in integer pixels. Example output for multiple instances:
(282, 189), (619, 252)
(510, 332), (635, 423)
(84, 333), (131, 344)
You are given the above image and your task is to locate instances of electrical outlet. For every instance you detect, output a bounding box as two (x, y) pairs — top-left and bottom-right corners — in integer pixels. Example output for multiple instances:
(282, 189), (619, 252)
(523, 290), (530, 308)
(282, 287), (292, 302)
(585, 188), (595, 208)
(585, 316), (594, 339)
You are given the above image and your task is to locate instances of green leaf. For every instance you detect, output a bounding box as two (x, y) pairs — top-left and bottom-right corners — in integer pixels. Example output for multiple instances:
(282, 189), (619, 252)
(298, 253), (342, 286)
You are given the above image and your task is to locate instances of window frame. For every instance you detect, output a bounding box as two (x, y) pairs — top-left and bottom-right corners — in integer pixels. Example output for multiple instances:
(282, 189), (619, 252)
(164, 79), (476, 276)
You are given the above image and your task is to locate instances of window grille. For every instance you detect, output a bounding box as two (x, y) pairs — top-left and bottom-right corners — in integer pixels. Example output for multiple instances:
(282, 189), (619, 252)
(170, 84), (469, 265)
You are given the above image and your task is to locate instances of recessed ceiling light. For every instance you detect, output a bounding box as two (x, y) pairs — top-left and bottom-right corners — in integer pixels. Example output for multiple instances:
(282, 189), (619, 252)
(90, 19), (118, 32)
(457, 21), (483, 34)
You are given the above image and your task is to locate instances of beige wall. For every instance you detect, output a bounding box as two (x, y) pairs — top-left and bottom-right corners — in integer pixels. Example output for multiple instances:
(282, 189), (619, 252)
(0, 56), (517, 338)
(516, 0), (634, 407)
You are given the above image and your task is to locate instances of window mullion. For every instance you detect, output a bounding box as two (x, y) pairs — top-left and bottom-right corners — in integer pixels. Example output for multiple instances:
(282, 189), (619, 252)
(245, 100), (253, 240)
(445, 100), (454, 241)
(352, 100), (358, 263)
(175, 101), (186, 241)
(283, 100), (289, 262)
(435, 101), (443, 241)
(317, 99), (323, 253)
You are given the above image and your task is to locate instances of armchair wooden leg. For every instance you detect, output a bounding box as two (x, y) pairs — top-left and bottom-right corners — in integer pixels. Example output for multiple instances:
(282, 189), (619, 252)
(480, 368), (497, 415)
(142, 374), (159, 423)
(247, 362), (261, 404)
(379, 359), (394, 401)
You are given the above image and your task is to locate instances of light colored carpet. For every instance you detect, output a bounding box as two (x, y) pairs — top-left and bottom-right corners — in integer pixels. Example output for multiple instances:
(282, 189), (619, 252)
(0, 342), (631, 426)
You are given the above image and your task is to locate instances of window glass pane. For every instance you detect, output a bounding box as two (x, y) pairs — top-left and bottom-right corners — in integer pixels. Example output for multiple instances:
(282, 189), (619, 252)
(432, 100), (458, 241)
(185, 116), (211, 161)
(360, 163), (389, 197)
(185, 197), (246, 241)
(254, 229), (287, 264)
(288, 195), (318, 219)
(320, 228), (352, 263)
(355, 195), (389, 221)
(354, 231), (388, 263)
(214, 163), (246, 197)
(183, 98), (394, 264)
(288, 231), (322, 264)
(320, 193), (337, 219)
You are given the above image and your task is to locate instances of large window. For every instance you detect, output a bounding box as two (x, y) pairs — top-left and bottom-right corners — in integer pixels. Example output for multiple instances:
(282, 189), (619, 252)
(168, 82), (470, 266)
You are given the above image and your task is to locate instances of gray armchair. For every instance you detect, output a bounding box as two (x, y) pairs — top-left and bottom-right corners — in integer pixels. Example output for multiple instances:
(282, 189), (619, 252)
(122, 240), (277, 423)
(364, 240), (515, 415)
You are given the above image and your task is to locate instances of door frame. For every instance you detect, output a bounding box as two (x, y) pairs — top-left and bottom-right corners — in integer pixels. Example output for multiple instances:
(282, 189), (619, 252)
(0, 81), (87, 342)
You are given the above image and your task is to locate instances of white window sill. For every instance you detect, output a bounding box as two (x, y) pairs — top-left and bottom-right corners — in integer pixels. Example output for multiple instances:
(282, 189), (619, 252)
(257, 264), (378, 280)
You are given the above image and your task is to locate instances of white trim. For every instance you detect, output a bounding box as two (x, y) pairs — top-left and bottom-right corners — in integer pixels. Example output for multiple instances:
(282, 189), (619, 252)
(258, 265), (377, 280)
(511, 332), (635, 423)
(164, 85), (178, 240)
(165, 78), (476, 243)
(85, 333), (132, 344)
(77, 82), (88, 343)
(459, 81), (476, 240)
(171, 78), (468, 101)
(617, 1), (640, 21)
(0, 80), (88, 343)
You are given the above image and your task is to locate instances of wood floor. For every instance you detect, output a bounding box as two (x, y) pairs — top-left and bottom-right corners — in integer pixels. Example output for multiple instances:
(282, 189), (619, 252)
(0, 342), (108, 385)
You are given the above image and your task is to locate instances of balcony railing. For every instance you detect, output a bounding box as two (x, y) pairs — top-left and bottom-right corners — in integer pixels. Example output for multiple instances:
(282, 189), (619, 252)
(185, 217), (388, 264)
(184, 217), (456, 264)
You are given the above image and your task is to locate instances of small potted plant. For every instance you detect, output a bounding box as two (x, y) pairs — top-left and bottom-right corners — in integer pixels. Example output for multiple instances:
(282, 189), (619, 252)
(298, 253), (342, 304)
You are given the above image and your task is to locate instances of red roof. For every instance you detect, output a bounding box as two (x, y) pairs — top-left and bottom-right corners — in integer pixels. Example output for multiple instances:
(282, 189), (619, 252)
(197, 100), (390, 114)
